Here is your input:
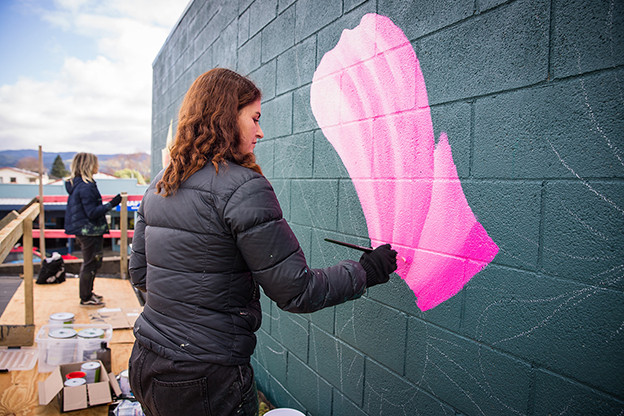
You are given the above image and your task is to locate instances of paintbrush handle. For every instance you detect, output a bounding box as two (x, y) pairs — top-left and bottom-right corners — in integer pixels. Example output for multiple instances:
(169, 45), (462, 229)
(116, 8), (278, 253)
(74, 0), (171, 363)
(323, 238), (373, 253)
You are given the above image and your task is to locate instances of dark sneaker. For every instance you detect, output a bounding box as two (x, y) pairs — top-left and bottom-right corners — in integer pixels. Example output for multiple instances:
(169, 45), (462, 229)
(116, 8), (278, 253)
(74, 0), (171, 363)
(80, 296), (106, 307)
(93, 293), (104, 301)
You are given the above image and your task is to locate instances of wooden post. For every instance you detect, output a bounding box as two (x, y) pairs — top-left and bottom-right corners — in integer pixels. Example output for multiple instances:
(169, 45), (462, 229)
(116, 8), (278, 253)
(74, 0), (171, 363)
(38, 145), (45, 258)
(120, 193), (128, 279)
(22, 218), (34, 326)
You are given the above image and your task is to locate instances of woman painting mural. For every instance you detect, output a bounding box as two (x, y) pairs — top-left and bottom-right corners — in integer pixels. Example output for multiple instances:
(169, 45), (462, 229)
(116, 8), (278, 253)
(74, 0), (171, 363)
(128, 68), (397, 415)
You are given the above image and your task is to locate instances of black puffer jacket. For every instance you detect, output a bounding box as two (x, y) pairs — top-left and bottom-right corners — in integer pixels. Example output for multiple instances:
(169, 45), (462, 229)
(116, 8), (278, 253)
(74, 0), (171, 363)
(129, 162), (367, 365)
(64, 177), (111, 236)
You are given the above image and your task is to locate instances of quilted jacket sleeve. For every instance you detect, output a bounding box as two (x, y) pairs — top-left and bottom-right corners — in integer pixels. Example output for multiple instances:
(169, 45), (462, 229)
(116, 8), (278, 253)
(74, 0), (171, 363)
(81, 183), (112, 219)
(225, 176), (367, 313)
(129, 204), (148, 292)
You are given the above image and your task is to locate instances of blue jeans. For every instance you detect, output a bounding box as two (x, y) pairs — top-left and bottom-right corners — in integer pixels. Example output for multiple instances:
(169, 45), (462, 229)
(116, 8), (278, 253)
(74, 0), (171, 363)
(128, 342), (259, 416)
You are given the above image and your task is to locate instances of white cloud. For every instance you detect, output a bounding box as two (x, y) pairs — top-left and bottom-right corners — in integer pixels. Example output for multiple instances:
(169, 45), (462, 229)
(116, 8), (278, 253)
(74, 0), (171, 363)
(0, 0), (189, 154)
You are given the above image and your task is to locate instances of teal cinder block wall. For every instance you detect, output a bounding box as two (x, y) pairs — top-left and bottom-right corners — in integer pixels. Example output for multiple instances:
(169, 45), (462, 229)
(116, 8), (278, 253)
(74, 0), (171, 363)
(150, 0), (624, 414)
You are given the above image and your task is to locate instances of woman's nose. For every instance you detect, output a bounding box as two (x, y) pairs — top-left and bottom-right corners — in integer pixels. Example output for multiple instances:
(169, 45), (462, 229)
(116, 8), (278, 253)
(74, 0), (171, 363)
(257, 125), (264, 139)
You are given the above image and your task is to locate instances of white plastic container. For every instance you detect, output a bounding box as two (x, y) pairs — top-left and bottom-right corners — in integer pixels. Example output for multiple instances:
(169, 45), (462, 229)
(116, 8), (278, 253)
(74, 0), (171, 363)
(36, 324), (113, 372)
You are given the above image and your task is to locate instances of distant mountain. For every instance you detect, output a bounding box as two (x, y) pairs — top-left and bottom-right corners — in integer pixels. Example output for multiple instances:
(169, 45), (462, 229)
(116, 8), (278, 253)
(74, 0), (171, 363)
(0, 150), (151, 181)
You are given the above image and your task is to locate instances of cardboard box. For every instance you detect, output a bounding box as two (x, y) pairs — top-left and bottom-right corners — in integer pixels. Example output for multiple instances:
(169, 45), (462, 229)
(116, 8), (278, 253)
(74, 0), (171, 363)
(38, 360), (122, 412)
(88, 307), (143, 329)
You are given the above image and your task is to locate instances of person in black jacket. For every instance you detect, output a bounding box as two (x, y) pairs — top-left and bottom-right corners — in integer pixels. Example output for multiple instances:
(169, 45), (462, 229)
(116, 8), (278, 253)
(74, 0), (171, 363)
(128, 68), (397, 416)
(65, 152), (121, 307)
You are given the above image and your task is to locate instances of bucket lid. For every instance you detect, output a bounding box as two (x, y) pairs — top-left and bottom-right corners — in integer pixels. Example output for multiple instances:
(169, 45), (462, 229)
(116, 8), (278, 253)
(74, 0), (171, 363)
(77, 328), (105, 339)
(49, 312), (75, 321)
(48, 328), (77, 339)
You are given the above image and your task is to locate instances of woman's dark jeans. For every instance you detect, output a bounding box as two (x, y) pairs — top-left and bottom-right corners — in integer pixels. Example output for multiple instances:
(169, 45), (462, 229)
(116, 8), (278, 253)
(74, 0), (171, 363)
(129, 342), (259, 416)
(75, 235), (103, 302)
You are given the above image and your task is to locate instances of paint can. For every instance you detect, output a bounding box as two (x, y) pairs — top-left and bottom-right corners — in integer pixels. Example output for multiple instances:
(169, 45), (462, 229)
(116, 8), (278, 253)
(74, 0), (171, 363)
(77, 328), (105, 360)
(81, 361), (101, 384)
(118, 369), (130, 396)
(49, 312), (75, 326)
(46, 328), (77, 366)
(65, 371), (86, 380)
(64, 378), (86, 387)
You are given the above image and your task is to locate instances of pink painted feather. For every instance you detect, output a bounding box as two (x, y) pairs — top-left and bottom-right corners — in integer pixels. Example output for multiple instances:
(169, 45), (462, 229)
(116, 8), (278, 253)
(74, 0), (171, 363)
(310, 13), (499, 311)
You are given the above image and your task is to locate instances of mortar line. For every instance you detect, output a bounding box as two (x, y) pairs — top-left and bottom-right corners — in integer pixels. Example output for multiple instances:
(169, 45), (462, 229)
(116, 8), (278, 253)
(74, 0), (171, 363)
(547, 0), (555, 81)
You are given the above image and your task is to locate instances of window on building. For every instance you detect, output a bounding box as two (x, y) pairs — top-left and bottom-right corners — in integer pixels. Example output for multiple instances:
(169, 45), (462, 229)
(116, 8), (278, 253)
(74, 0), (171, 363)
(10, 177), (16, 183)
(29, 178), (36, 183)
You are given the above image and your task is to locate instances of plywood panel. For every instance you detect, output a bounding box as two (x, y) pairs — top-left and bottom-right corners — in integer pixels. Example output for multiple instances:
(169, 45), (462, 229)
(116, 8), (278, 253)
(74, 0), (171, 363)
(0, 277), (141, 415)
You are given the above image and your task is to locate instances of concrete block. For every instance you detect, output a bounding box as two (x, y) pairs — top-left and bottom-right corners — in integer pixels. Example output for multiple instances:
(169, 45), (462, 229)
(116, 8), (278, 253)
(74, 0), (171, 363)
(273, 132), (313, 178)
(268, 178), (290, 219)
(290, 179), (339, 230)
(262, 93), (292, 139)
(276, 36), (317, 94)
(213, 22), (238, 70)
(542, 181), (624, 287)
(345, 0), (368, 13)
(370, 273), (463, 333)
(309, 324), (365, 405)
(552, 0), (624, 79)
(406, 318), (531, 416)
(255, 137), (274, 178)
(336, 179), (367, 236)
(250, 59), (277, 101)
(260, 288), (273, 334)
(461, 181), (542, 271)
(237, 33), (262, 76)
(261, 5), (295, 63)
(309, 228), (366, 270)
(254, 330), (288, 385)
(419, 0), (549, 104)
(364, 359), (456, 416)
(292, 86), (317, 134)
(316, 1), (376, 66)
(474, 70), (624, 179)
(430, 101), (471, 178)
(253, 362), (304, 411)
(238, 7), (250, 46)
(295, 0), (343, 43)
(278, 0), (295, 13)
(250, 0), (277, 39)
(313, 131), (349, 179)
(378, 0), (473, 40)
(271, 302), (309, 362)
(335, 297), (407, 374)
(479, 0), (509, 11)
(239, 0), (253, 14)
(309, 304), (335, 335)
(462, 265), (624, 398)
(333, 390), (368, 416)
(286, 354), (333, 415)
(289, 224), (312, 259)
(534, 368), (624, 415)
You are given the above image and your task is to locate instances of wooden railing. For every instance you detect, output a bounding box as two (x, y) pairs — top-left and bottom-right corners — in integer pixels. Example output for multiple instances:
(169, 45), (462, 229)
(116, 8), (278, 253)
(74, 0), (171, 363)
(0, 200), (40, 346)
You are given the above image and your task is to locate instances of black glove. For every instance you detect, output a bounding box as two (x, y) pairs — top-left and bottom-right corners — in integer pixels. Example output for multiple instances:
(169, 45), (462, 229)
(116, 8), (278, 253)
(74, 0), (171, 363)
(109, 194), (122, 208)
(359, 244), (398, 288)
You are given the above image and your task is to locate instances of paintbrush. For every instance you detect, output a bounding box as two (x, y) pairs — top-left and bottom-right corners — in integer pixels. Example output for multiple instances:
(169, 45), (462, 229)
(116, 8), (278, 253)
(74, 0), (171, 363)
(323, 238), (373, 253)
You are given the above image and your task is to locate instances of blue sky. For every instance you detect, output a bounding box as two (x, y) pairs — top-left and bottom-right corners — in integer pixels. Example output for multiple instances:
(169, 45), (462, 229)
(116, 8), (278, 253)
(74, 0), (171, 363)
(0, 0), (190, 154)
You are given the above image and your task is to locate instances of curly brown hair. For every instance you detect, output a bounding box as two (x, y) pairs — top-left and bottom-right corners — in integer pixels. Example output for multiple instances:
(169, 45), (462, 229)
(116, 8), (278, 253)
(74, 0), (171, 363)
(156, 68), (262, 196)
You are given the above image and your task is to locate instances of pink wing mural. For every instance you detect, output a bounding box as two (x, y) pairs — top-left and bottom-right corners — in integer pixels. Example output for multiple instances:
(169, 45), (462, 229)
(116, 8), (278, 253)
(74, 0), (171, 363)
(310, 13), (499, 311)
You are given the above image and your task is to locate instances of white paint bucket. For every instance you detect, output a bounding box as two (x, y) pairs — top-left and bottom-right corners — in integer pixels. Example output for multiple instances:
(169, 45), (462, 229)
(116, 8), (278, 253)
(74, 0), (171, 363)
(81, 361), (101, 384)
(46, 328), (77, 366)
(119, 369), (131, 395)
(64, 378), (86, 387)
(49, 312), (75, 325)
(264, 409), (306, 416)
(77, 328), (105, 360)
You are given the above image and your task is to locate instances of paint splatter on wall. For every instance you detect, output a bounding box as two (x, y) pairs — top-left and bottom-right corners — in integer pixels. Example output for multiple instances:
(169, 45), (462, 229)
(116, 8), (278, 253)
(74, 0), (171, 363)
(310, 13), (499, 311)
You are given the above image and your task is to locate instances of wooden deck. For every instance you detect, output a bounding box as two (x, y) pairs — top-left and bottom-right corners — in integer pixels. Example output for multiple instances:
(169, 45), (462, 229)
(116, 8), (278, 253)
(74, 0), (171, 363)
(0, 277), (140, 415)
